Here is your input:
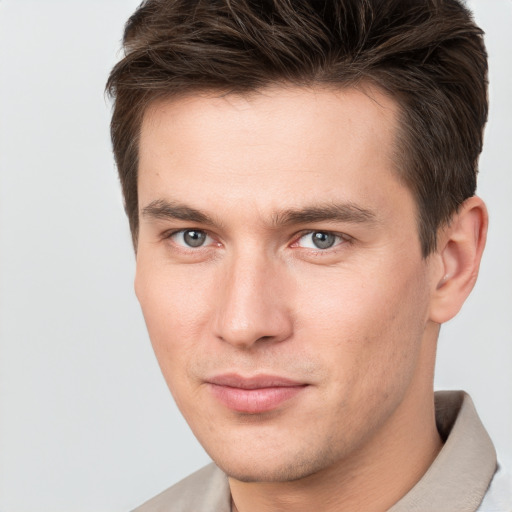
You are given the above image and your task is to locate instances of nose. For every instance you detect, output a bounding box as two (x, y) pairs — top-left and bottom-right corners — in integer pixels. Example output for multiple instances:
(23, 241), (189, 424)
(213, 252), (293, 349)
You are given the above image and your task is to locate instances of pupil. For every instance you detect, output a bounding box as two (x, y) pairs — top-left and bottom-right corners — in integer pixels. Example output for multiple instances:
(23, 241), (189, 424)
(184, 230), (206, 247)
(312, 232), (335, 249)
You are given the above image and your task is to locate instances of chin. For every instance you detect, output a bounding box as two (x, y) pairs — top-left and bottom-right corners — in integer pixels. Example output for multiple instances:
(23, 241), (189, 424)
(212, 445), (339, 483)
(220, 464), (313, 484)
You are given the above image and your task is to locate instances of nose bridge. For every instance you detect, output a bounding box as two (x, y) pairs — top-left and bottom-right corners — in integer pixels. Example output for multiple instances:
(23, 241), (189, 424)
(214, 246), (292, 348)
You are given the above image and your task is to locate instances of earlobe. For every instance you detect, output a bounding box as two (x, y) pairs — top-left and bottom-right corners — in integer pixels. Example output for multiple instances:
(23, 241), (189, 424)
(429, 196), (488, 324)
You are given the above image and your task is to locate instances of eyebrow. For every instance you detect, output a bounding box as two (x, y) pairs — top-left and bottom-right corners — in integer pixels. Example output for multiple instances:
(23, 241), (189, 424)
(272, 203), (378, 227)
(141, 199), (217, 225)
(141, 199), (377, 227)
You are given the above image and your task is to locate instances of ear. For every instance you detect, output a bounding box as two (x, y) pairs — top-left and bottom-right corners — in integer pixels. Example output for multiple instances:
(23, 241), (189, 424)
(429, 196), (488, 324)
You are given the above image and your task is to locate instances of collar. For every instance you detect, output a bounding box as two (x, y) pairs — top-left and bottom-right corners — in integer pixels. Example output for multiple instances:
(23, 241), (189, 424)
(389, 390), (497, 512)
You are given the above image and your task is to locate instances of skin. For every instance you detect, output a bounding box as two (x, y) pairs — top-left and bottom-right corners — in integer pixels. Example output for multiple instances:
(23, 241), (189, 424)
(135, 86), (487, 511)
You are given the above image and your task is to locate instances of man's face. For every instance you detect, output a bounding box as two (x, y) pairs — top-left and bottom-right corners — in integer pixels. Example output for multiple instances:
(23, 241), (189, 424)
(135, 86), (438, 482)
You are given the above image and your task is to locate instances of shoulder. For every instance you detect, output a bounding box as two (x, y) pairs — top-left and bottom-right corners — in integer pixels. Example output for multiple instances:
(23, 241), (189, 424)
(131, 463), (231, 512)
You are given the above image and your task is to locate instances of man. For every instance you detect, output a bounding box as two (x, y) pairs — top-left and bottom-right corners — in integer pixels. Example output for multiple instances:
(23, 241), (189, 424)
(106, 0), (510, 510)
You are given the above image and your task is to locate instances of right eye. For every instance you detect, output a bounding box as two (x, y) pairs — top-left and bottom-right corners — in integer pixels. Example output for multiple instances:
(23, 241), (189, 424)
(169, 229), (213, 248)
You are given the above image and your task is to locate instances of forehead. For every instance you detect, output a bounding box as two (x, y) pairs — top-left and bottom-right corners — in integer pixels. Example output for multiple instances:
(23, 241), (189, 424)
(140, 85), (398, 160)
(137, 85), (408, 223)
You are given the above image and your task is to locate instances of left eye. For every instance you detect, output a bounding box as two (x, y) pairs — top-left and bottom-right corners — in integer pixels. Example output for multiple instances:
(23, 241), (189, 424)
(170, 229), (213, 248)
(296, 231), (344, 250)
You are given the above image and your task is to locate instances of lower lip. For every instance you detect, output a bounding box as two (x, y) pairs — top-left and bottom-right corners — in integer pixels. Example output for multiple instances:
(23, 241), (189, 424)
(208, 384), (306, 414)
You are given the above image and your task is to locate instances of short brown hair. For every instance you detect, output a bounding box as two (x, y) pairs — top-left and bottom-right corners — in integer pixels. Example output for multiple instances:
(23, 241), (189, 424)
(106, 0), (488, 255)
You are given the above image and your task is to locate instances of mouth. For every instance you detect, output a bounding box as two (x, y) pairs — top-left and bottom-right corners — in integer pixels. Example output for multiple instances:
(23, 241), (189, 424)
(206, 373), (308, 414)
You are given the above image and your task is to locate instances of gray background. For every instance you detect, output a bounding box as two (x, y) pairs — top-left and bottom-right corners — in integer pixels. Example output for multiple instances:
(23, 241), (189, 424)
(0, 1), (510, 511)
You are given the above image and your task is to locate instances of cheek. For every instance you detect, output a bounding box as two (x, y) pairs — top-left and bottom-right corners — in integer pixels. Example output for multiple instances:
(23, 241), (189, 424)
(135, 260), (215, 379)
(295, 261), (430, 387)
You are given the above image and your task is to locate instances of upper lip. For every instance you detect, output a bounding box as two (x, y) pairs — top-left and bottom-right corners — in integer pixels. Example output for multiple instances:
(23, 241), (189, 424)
(206, 373), (306, 389)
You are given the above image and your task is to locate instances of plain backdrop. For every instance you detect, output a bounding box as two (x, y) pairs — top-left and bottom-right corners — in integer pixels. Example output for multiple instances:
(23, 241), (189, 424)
(0, 1), (510, 511)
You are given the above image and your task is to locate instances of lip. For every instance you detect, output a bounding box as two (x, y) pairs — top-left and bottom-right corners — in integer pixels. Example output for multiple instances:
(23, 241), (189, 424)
(206, 373), (308, 414)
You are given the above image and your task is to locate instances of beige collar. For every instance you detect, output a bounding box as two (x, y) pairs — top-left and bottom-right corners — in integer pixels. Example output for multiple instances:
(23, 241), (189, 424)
(389, 391), (496, 512)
